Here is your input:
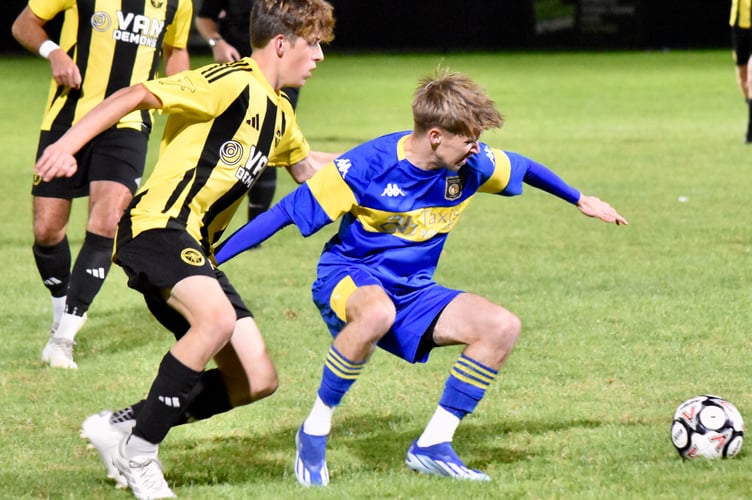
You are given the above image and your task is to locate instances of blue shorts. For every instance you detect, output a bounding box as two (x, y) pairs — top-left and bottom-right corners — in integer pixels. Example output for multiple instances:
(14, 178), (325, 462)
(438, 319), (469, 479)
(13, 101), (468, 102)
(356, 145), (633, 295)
(311, 264), (462, 363)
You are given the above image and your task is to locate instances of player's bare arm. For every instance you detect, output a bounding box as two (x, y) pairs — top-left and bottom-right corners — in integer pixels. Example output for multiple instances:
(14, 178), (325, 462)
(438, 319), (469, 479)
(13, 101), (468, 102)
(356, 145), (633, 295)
(576, 194), (629, 225)
(195, 16), (240, 63)
(11, 7), (82, 89)
(287, 151), (340, 183)
(34, 84), (162, 182)
(163, 44), (191, 75)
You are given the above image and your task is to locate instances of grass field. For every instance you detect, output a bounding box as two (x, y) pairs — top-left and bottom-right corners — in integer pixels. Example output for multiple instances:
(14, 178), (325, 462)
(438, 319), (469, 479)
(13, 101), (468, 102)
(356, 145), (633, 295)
(1, 49), (751, 499)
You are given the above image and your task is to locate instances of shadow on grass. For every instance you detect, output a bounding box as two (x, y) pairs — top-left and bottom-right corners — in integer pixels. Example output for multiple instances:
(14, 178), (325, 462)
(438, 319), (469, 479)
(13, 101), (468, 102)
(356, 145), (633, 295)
(164, 413), (617, 488)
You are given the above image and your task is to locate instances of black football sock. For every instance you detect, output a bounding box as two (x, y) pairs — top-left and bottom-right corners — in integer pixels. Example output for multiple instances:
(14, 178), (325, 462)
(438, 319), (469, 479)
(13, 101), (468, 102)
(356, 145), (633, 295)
(181, 368), (234, 421)
(112, 369), (233, 427)
(32, 236), (71, 297)
(65, 231), (113, 315)
(132, 351), (203, 444)
(746, 99), (752, 142)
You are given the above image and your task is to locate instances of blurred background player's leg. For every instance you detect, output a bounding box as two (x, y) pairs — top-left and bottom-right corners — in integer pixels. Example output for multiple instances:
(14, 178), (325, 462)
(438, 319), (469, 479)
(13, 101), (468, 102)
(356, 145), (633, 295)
(247, 168), (277, 222)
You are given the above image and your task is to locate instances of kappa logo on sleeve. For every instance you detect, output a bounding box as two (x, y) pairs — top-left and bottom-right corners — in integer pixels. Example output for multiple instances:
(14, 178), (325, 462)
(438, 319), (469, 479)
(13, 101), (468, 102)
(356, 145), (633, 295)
(335, 158), (351, 178)
(483, 144), (495, 166)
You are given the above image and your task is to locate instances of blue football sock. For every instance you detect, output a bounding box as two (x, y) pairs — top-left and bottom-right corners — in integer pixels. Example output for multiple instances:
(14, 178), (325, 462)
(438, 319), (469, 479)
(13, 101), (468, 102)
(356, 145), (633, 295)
(439, 354), (498, 419)
(317, 345), (366, 407)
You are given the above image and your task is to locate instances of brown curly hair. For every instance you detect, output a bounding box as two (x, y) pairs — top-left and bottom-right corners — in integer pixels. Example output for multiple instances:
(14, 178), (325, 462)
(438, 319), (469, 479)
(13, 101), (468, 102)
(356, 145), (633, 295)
(251, 0), (335, 48)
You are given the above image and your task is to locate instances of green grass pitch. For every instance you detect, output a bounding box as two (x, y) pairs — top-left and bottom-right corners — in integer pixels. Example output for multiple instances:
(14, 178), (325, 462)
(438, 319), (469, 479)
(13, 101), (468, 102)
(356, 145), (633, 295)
(1, 49), (750, 498)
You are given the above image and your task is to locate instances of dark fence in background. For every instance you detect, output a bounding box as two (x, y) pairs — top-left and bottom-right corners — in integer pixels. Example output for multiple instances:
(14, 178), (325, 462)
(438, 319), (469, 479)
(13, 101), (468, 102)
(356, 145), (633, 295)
(324, 0), (730, 51)
(0, 0), (730, 53)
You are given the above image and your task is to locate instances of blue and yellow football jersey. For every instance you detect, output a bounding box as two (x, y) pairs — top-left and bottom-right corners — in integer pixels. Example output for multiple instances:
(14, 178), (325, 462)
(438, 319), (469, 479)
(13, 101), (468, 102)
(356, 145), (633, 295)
(250, 130), (580, 290)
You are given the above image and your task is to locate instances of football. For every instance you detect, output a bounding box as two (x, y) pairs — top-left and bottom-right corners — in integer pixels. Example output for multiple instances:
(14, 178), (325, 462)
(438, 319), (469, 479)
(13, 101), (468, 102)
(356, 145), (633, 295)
(670, 395), (744, 459)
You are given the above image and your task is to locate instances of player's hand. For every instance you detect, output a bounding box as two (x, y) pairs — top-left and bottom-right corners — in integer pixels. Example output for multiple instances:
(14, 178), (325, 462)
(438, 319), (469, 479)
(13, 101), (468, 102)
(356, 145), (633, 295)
(213, 41), (241, 63)
(576, 195), (628, 225)
(48, 49), (82, 89)
(35, 143), (78, 182)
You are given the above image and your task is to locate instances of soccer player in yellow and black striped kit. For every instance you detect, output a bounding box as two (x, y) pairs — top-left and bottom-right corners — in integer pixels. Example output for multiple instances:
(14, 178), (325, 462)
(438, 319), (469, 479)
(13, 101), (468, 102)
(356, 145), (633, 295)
(12, 0), (193, 369)
(35, 1), (336, 497)
(196, 0), (301, 224)
(730, 0), (752, 142)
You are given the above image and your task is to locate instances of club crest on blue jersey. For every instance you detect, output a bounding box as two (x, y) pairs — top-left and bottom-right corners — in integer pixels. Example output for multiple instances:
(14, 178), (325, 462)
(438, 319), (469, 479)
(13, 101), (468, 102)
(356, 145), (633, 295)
(445, 176), (462, 200)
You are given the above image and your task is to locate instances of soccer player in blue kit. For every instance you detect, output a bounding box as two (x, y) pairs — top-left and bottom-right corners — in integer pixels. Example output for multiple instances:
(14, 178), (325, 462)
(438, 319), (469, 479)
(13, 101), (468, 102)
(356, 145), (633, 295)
(215, 68), (629, 486)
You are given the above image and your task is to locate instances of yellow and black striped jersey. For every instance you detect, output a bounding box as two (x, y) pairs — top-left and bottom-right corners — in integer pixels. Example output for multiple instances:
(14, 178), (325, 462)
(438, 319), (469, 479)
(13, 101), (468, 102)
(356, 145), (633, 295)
(115, 58), (310, 258)
(30, 0), (192, 132)
(731, 0), (752, 28)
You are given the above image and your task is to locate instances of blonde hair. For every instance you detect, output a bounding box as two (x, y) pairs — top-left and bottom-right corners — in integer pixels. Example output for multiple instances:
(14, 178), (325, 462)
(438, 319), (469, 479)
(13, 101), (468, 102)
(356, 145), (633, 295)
(412, 68), (503, 138)
(251, 0), (335, 48)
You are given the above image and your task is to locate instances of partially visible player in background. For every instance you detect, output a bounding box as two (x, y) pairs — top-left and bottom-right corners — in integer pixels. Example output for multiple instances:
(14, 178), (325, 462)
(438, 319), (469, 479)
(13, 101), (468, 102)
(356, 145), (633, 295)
(730, 0), (752, 143)
(11, 0), (192, 369)
(214, 68), (628, 486)
(196, 0), (300, 223)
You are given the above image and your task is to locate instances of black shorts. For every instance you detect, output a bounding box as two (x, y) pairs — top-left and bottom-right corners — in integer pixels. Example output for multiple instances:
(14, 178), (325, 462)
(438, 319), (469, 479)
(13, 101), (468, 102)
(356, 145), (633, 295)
(732, 26), (752, 66)
(32, 127), (147, 198)
(115, 228), (252, 338)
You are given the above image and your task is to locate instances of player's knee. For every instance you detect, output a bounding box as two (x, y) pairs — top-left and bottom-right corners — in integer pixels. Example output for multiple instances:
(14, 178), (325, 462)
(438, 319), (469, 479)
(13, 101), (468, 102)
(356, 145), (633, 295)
(194, 308), (237, 345)
(33, 224), (66, 246)
(352, 302), (395, 344)
(363, 297), (396, 328)
(251, 373), (279, 401)
(488, 309), (521, 353)
(86, 205), (127, 236)
(228, 371), (279, 406)
(86, 220), (118, 238)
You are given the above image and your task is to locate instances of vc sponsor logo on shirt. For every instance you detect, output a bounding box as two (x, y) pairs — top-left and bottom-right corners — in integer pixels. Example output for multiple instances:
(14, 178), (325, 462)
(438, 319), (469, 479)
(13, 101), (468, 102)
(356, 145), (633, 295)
(219, 140), (269, 189)
(91, 11), (165, 48)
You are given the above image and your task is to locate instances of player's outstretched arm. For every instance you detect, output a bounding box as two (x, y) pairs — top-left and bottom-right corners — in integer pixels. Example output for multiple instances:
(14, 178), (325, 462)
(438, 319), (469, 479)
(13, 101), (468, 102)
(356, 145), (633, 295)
(215, 177), (338, 264)
(34, 84), (161, 182)
(508, 153), (628, 226)
(575, 195), (628, 225)
(214, 204), (294, 264)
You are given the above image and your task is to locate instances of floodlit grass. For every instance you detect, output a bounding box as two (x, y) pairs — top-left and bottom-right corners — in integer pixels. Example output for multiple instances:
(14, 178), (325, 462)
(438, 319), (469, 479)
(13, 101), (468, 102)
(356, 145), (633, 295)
(1, 49), (751, 498)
